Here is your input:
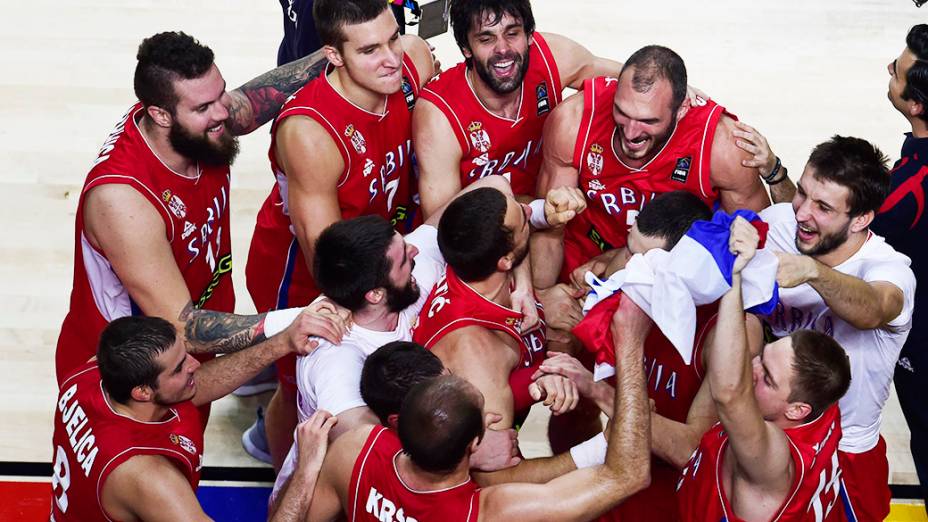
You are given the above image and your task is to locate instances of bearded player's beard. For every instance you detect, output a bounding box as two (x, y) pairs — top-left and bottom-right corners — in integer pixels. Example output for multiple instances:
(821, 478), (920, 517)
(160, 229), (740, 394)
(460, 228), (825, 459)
(169, 120), (240, 167)
(473, 48), (531, 95)
(385, 278), (420, 313)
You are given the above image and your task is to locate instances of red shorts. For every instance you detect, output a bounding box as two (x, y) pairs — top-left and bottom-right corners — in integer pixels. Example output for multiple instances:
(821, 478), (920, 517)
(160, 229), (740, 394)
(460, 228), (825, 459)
(838, 436), (891, 522)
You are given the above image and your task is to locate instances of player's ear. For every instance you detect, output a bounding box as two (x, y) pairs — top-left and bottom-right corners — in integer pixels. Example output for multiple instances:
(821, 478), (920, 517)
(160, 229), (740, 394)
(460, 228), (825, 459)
(850, 210), (875, 233)
(784, 401), (812, 422)
(146, 105), (173, 129)
(365, 287), (386, 306)
(675, 98), (690, 122)
(497, 254), (513, 272)
(386, 413), (399, 430)
(323, 45), (344, 68)
(130, 384), (154, 403)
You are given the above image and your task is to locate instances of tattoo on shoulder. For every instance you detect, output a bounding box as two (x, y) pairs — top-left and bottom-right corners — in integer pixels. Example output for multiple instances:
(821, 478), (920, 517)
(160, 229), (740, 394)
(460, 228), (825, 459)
(183, 306), (268, 355)
(227, 50), (329, 135)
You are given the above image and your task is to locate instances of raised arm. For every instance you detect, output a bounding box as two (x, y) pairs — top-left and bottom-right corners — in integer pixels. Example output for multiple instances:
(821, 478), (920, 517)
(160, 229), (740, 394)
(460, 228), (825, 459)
(708, 218), (792, 488)
(224, 49), (328, 136)
(270, 412), (338, 522)
(710, 115), (772, 213)
(477, 296), (651, 522)
(542, 32), (621, 90)
(531, 93), (583, 288)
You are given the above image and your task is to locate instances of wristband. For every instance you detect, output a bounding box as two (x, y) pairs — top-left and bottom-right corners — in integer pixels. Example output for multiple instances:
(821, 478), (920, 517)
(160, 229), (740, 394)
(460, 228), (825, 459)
(264, 308), (303, 337)
(766, 164), (789, 186)
(762, 156), (782, 184)
(569, 431), (607, 469)
(529, 199), (549, 229)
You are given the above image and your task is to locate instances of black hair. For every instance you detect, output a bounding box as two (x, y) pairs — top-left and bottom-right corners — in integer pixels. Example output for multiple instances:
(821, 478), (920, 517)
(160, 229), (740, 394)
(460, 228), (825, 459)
(134, 32), (215, 114)
(806, 136), (890, 217)
(314, 216), (397, 311)
(618, 45), (688, 113)
(398, 375), (484, 474)
(97, 316), (177, 404)
(438, 187), (513, 282)
(635, 191), (711, 248)
(313, 0), (390, 50)
(360, 341), (444, 425)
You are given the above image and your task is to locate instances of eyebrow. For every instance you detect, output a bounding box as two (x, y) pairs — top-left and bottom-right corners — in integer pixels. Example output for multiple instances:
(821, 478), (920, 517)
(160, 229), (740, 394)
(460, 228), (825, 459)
(613, 103), (660, 125)
(760, 344), (778, 389)
(796, 181), (835, 212)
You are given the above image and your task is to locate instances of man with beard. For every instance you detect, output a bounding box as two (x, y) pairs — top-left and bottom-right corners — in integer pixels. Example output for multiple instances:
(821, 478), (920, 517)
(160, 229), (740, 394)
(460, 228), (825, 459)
(412, 0), (620, 218)
(242, 0), (436, 469)
(760, 136), (916, 521)
(532, 45), (773, 291)
(413, 184), (581, 430)
(51, 304), (348, 521)
(871, 23), (928, 513)
(56, 31), (328, 385)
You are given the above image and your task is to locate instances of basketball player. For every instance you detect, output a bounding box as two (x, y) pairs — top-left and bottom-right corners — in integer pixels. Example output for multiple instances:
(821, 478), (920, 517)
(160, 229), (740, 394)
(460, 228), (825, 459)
(412, 184), (586, 429)
(243, 0), (437, 469)
(50, 304), (347, 521)
(676, 216), (852, 521)
(531, 45), (772, 291)
(872, 23), (928, 510)
(760, 136), (917, 521)
(305, 293), (653, 522)
(413, 0), (621, 217)
(55, 31), (328, 384)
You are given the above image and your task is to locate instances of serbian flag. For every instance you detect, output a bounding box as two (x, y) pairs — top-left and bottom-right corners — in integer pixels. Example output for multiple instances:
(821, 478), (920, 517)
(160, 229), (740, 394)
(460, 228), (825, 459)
(573, 210), (779, 381)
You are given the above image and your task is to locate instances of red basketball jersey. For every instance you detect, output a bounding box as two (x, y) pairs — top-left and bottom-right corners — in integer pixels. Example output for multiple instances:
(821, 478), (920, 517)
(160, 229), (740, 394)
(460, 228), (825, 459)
(347, 426), (480, 522)
(677, 405), (844, 522)
(418, 33), (562, 196)
(412, 268), (546, 423)
(600, 305), (718, 522)
(50, 363), (203, 521)
(562, 76), (727, 279)
(56, 103), (234, 383)
(246, 56), (421, 314)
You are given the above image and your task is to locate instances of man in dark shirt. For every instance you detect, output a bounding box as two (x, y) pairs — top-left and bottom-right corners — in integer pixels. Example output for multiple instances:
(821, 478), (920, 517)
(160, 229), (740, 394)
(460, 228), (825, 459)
(871, 23), (928, 509)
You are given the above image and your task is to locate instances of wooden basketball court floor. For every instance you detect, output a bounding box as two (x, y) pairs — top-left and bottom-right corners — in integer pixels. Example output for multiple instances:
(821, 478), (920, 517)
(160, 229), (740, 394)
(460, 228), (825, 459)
(1, 0), (925, 519)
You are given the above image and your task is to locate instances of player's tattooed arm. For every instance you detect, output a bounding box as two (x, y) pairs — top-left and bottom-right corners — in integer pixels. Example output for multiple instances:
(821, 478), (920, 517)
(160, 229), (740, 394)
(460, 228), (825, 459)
(178, 301), (268, 355)
(225, 49), (328, 136)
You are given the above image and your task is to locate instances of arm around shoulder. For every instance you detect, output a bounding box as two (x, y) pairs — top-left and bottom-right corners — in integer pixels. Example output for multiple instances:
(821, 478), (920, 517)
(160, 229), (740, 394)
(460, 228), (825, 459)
(710, 115), (771, 213)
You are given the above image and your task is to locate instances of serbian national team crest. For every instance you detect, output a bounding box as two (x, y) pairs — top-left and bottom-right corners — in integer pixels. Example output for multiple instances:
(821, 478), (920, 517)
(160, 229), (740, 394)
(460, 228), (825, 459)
(401, 77), (416, 111)
(468, 121), (491, 153)
(169, 433), (198, 455)
(586, 144), (604, 177)
(536, 82), (551, 116)
(363, 158), (375, 177)
(588, 179), (606, 192)
(344, 124), (367, 154)
(672, 156), (692, 183)
(161, 190), (187, 219)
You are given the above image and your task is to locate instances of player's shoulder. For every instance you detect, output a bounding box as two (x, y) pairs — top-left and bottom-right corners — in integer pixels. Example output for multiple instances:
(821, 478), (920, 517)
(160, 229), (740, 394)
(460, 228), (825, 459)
(401, 34), (434, 87)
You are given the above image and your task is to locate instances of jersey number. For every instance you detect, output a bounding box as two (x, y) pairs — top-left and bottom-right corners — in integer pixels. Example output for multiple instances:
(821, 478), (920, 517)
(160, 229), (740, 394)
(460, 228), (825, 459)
(52, 445), (71, 513)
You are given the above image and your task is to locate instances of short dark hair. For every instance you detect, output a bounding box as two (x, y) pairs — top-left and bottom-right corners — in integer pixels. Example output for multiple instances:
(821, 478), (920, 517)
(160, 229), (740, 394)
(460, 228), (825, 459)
(787, 330), (851, 422)
(97, 316), (177, 404)
(636, 191), (711, 248)
(313, 0), (389, 50)
(314, 216), (396, 311)
(134, 32), (215, 114)
(905, 24), (928, 123)
(450, 0), (536, 55)
(398, 375), (484, 474)
(360, 342), (444, 425)
(806, 136), (890, 217)
(438, 187), (512, 282)
(618, 45), (688, 113)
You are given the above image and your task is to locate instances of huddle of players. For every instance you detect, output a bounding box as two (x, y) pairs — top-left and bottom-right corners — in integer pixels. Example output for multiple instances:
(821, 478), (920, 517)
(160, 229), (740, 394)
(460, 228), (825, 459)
(48, 0), (925, 519)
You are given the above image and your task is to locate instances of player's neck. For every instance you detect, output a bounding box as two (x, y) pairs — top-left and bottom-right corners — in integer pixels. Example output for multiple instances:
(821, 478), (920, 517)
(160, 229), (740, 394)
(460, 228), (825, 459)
(105, 390), (172, 423)
(329, 68), (388, 115)
(813, 229), (868, 268)
(910, 115), (928, 139)
(467, 67), (522, 120)
(138, 114), (199, 178)
(352, 305), (400, 332)
(395, 453), (471, 491)
(468, 270), (513, 307)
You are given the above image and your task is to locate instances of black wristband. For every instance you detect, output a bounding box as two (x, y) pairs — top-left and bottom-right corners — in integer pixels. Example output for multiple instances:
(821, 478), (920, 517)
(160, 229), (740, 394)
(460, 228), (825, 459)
(766, 165), (789, 185)
(762, 156), (782, 183)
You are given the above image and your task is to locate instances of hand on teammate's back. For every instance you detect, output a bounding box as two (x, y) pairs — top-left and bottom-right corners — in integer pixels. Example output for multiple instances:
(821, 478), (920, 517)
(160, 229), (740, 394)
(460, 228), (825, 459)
(294, 410), (338, 473)
(284, 300), (352, 355)
(732, 121), (777, 179)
